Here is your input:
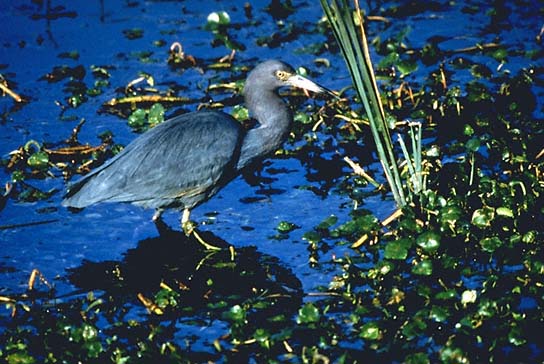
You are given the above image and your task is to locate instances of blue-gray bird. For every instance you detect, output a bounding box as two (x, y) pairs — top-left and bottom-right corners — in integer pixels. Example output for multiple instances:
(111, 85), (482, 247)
(62, 60), (334, 248)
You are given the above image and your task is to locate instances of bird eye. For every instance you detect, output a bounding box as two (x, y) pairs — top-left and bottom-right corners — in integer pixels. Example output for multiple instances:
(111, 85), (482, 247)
(275, 70), (290, 81)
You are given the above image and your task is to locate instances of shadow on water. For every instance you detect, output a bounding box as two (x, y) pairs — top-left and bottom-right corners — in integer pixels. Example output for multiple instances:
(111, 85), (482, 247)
(67, 222), (303, 318)
(0, 222), (306, 362)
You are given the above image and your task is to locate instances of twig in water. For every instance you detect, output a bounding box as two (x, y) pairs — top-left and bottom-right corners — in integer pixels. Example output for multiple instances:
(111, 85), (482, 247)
(0, 80), (23, 102)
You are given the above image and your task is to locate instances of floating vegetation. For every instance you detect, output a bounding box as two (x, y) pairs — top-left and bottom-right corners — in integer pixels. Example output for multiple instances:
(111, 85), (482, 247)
(1, 0), (543, 363)
(205, 11), (245, 51)
(167, 42), (198, 70)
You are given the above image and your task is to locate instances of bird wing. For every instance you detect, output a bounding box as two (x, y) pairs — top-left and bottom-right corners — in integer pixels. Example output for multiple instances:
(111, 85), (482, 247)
(63, 111), (243, 209)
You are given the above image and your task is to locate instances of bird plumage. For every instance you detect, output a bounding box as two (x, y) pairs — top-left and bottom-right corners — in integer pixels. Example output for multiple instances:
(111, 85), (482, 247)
(62, 60), (332, 222)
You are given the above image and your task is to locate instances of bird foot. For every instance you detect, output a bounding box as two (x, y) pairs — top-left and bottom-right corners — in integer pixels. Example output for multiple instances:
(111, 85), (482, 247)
(182, 220), (221, 251)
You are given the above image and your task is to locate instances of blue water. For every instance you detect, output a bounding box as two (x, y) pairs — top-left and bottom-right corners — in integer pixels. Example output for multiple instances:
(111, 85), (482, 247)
(1, 1), (543, 362)
(0, 0), (358, 295)
(1, 0), (541, 316)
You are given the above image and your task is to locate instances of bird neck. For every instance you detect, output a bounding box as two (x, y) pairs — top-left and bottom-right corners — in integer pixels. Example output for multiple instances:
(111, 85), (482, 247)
(236, 89), (292, 170)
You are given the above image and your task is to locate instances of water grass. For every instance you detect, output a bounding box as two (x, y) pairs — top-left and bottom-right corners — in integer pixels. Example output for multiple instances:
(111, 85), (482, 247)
(320, 0), (409, 207)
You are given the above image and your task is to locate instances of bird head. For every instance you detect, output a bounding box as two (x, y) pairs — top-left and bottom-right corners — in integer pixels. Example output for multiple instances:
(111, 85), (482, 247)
(245, 60), (336, 98)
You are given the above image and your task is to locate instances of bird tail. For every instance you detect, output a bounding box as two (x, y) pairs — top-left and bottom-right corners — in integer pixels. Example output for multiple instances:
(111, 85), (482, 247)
(61, 176), (95, 208)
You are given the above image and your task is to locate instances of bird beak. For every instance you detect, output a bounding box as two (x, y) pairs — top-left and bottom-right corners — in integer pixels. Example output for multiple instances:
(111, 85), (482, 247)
(287, 74), (338, 98)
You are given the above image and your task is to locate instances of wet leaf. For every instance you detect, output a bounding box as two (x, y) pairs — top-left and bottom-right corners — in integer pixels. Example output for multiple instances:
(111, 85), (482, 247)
(465, 137), (480, 152)
(317, 215), (338, 230)
(440, 346), (468, 363)
(254, 328), (271, 349)
(148, 103), (165, 126)
(471, 206), (495, 228)
(68, 94), (85, 108)
(384, 239), (411, 260)
(522, 231), (536, 244)
(206, 11), (231, 27)
(122, 28), (144, 40)
(404, 352), (430, 364)
(439, 205), (462, 230)
(429, 306), (449, 322)
(223, 305), (246, 324)
(296, 303), (319, 324)
(401, 314), (427, 340)
(470, 64), (492, 78)
(294, 112), (312, 124)
(491, 47), (508, 61)
(27, 151), (49, 170)
(412, 259), (432, 276)
(378, 52), (400, 68)
(416, 231), (441, 254)
(369, 260), (394, 277)
(397, 60), (418, 76)
(127, 109), (146, 129)
(231, 105), (249, 121)
(461, 290), (477, 305)
(302, 231), (322, 244)
(11, 170), (25, 183)
(359, 321), (381, 340)
(479, 236), (502, 253)
(276, 221), (299, 233)
(496, 206), (513, 218)
(81, 323), (98, 341)
(463, 124), (474, 136)
(435, 289), (457, 300)
(508, 326), (527, 346)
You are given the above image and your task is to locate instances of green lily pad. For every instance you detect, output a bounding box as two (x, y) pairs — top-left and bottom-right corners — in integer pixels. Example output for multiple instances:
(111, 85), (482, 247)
(276, 221), (299, 233)
(463, 124), (474, 136)
(302, 231), (322, 244)
(491, 47), (508, 61)
(496, 206), (513, 218)
(27, 151), (49, 170)
(207, 11), (231, 27)
(508, 326), (527, 346)
(223, 305), (246, 324)
(439, 205), (462, 230)
(429, 306), (449, 322)
(465, 137), (481, 152)
(122, 28), (144, 40)
(401, 314), (427, 340)
(378, 52), (400, 68)
(316, 215), (338, 230)
(412, 259), (432, 276)
(471, 206), (495, 228)
(384, 239), (412, 260)
(479, 236), (502, 253)
(359, 321), (382, 340)
(294, 112), (312, 124)
(232, 105), (249, 121)
(404, 352), (430, 364)
(397, 60), (418, 76)
(128, 108), (146, 128)
(147, 103), (165, 127)
(416, 231), (441, 254)
(297, 303), (320, 324)
(435, 289), (457, 300)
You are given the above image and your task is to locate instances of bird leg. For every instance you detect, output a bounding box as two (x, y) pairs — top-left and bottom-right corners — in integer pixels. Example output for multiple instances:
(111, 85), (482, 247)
(181, 208), (221, 251)
(152, 208), (164, 222)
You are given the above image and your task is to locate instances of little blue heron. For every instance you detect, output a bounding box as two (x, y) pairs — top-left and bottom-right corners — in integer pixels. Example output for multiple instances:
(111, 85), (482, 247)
(62, 60), (334, 248)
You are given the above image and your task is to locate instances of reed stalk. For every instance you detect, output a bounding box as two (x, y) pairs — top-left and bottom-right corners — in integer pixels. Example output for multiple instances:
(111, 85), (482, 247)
(320, 0), (408, 207)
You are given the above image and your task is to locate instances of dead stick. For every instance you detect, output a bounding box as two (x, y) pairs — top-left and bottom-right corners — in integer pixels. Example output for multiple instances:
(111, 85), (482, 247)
(0, 82), (23, 102)
(104, 95), (190, 106)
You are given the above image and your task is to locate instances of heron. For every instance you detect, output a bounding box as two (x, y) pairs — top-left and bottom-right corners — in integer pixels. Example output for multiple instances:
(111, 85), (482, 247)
(62, 60), (334, 249)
